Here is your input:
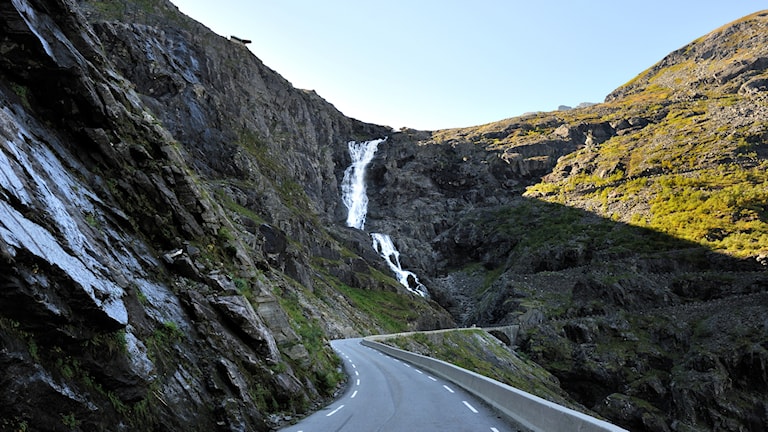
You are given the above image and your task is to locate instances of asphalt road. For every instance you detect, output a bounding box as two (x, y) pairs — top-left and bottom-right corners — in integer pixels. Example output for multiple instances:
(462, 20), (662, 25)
(279, 338), (525, 432)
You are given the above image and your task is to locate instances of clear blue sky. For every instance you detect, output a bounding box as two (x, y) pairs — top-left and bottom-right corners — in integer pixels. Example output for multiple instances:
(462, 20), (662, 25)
(169, 1), (766, 130)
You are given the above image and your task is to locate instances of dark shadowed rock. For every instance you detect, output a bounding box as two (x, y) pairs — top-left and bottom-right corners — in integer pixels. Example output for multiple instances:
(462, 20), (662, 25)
(2, 1), (767, 431)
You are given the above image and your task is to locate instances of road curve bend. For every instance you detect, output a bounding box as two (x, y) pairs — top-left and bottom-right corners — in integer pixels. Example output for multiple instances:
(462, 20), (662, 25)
(279, 338), (526, 432)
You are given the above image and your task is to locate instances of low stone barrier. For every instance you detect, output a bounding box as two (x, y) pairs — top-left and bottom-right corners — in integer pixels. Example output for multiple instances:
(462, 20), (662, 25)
(361, 335), (628, 432)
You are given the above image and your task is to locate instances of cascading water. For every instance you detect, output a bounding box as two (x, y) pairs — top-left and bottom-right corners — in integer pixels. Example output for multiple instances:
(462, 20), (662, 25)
(341, 138), (384, 230)
(370, 233), (428, 296)
(340, 138), (428, 297)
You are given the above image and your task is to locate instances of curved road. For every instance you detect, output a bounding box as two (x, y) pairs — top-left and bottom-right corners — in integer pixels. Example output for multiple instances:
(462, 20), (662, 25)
(279, 338), (525, 432)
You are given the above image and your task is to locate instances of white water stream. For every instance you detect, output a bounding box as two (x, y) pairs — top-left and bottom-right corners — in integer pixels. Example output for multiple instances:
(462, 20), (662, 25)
(341, 139), (428, 297)
(370, 233), (428, 297)
(341, 139), (384, 230)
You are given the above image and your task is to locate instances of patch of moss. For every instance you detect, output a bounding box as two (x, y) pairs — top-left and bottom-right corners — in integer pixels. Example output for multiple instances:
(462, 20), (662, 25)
(334, 283), (417, 334)
(482, 199), (688, 261)
(216, 189), (266, 224)
(272, 284), (343, 395)
(10, 82), (31, 110)
(645, 164), (768, 257)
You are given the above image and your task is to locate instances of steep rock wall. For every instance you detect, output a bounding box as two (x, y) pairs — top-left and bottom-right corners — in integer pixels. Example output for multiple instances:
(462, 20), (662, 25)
(354, 11), (768, 432)
(0, 1), (451, 431)
(1, 0), (456, 428)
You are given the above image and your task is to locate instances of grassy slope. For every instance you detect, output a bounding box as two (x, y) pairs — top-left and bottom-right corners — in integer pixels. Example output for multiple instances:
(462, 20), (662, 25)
(384, 329), (588, 412)
(397, 11), (768, 432)
(522, 12), (768, 259)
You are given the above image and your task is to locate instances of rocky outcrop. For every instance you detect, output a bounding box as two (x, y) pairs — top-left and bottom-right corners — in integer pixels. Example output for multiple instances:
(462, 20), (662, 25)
(345, 11), (768, 432)
(0, 1), (315, 430)
(519, 293), (768, 431)
(607, 11), (768, 102)
(0, 0), (451, 430)
(2, 1), (767, 431)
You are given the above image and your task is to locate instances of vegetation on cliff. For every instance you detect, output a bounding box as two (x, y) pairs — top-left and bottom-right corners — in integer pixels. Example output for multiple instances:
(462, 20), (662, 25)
(1, 1), (767, 431)
(0, 0), (450, 430)
(360, 11), (768, 432)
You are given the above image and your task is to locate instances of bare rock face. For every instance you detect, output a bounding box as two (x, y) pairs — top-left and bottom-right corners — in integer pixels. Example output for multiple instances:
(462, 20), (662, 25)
(0, 1), (454, 430)
(345, 11), (768, 432)
(85, 14), (389, 221)
(2, 1), (767, 431)
(0, 1), (366, 430)
(210, 295), (281, 363)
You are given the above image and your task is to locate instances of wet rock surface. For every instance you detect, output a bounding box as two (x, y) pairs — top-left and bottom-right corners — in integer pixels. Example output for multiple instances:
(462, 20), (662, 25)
(1, 1), (767, 431)
(0, 1), (450, 430)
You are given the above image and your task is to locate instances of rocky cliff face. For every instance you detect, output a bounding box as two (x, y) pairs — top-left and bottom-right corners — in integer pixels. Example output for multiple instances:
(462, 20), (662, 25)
(0, 0), (451, 430)
(357, 11), (768, 432)
(2, 0), (767, 431)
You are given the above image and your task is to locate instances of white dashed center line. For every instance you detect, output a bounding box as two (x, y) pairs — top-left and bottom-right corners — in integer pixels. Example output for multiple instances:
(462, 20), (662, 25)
(463, 401), (478, 413)
(356, 379), (360, 386)
(351, 390), (358, 399)
(428, 376), (437, 381)
(491, 428), (500, 432)
(355, 370), (359, 376)
(443, 385), (454, 393)
(326, 405), (344, 417)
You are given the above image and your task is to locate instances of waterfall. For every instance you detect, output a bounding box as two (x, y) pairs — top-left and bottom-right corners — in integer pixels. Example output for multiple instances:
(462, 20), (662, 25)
(340, 139), (428, 297)
(371, 233), (428, 297)
(341, 138), (384, 230)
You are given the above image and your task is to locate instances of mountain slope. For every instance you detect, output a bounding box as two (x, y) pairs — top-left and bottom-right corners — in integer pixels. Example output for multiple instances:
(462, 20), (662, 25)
(1, 1), (767, 431)
(0, 0), (451, 430)
(357, 11), (768, 431)
(529, 10), (768, 259)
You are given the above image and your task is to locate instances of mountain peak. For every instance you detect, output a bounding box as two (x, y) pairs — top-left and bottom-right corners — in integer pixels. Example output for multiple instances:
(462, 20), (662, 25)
(2, 3), (767, 431)
(607, 10), (768, 103)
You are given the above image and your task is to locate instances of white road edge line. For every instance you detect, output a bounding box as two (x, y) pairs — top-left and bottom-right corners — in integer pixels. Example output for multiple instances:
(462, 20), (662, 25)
(443, 385), (454, 393)
(463, 401), (478, 413)
(326, 405), (345, 417)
